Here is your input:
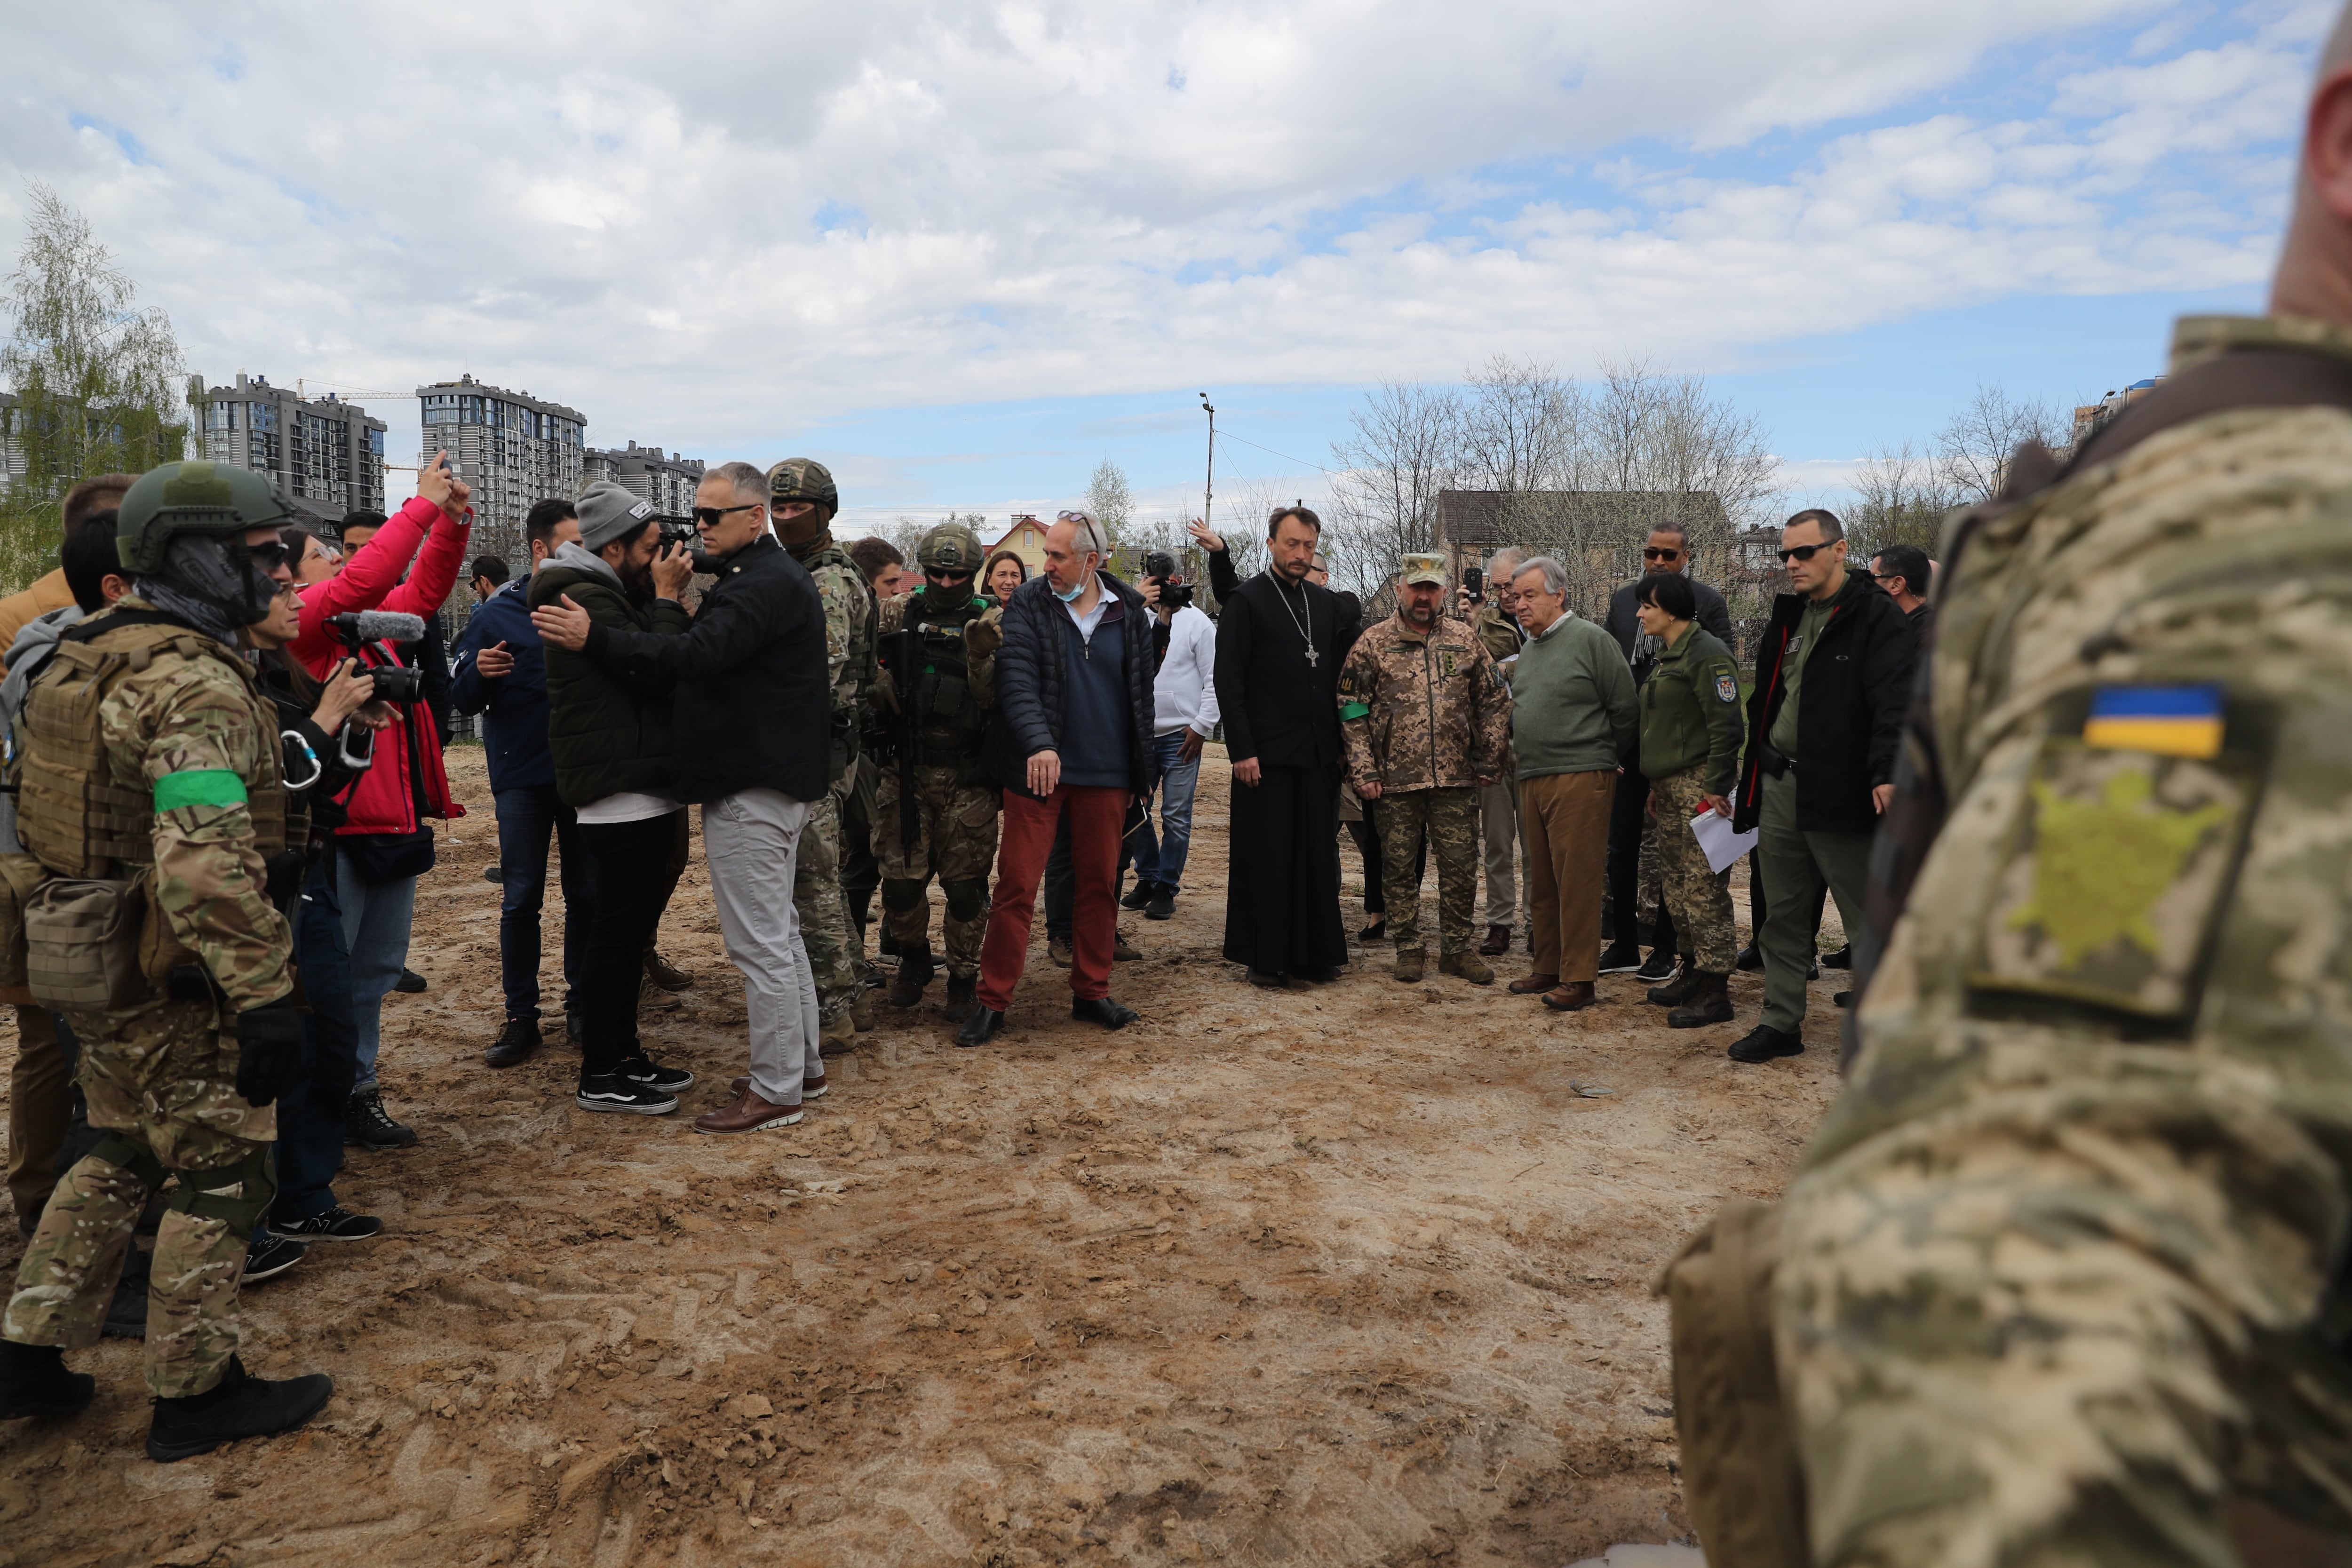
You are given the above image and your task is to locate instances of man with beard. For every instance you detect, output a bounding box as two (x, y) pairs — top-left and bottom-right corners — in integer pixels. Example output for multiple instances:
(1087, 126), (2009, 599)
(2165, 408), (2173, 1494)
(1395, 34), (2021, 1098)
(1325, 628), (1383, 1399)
(1214, 506), (1348, 987)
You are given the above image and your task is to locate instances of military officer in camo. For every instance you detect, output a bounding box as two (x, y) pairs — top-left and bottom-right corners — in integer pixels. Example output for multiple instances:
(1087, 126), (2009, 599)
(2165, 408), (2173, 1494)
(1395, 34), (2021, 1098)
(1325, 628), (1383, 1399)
(0, 462), (334, 1461)
(874, 523), (1003, 1017)
(1765, 22), (2352, 1562)
(768, 458), (881, 1055)
(1338, 554), (1510, 986)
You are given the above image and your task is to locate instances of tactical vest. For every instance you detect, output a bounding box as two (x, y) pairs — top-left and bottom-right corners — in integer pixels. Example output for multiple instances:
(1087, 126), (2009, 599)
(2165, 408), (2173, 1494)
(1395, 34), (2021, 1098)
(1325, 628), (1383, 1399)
(892, 593), (993, 762)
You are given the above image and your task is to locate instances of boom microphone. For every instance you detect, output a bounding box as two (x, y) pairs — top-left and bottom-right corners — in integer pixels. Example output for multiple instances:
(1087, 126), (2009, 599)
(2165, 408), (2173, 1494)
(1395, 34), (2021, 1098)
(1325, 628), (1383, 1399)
(331, 611), (427, 645)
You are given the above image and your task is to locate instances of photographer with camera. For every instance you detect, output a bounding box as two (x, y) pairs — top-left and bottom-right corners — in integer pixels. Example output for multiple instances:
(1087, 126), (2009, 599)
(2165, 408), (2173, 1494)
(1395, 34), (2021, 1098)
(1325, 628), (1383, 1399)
(1123, 549), (1218, 922)
(290, 451), (474, 1152)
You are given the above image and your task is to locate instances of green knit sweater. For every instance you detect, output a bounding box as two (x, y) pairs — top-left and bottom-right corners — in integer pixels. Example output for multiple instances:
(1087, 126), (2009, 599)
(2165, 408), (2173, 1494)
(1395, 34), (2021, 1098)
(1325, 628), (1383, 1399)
(1506, 612), (1637, 778)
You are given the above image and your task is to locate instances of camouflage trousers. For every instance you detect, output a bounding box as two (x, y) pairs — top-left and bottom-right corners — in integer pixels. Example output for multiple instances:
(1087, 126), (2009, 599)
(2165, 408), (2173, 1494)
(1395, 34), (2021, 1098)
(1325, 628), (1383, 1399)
(3, 998), (271, 1399)
(1638, 810), (1666, 924)
(793, 793), (862, 1026)
(1649, 768), (1737, 974)
(1375, 788), (1480, 955)
(874, 764), (1002, 979)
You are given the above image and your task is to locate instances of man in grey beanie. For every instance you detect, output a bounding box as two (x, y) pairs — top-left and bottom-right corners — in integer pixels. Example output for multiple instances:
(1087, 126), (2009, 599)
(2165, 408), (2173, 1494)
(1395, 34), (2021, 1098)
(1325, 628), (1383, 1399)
(527, 480), (699, 1116)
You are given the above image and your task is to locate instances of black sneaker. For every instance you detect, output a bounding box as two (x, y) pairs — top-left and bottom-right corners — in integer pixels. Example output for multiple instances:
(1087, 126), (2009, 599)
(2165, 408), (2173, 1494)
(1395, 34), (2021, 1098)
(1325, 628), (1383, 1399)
(269, 1206), (382, 1243)
(146, 1355), (333, 1463)
(1596, 938), (1643, 974)
(394, 968), (428, 994)
(1727, 1025), (1804, 1064)
(1144, 886), (1176, 921)
(1821, 944), (1852, 971)
(619, 1055), (695, 1094)
(577, 1074), (679, 1115)
(0, 1340), (95, 1420)
(1734, 943), (1763, 972)
(345, 1088), (418, 1150)
(1633, 947), (1679, 983)
(242, 1234), (310, 1282)
(1119, 882), (1154, 911)
(485, 1017), (538, 1068)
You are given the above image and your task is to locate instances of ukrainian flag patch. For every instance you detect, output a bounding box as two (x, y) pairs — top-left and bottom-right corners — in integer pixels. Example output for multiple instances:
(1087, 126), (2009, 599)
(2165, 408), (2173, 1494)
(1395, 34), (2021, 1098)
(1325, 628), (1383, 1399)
(2082, 685), (2224, 760)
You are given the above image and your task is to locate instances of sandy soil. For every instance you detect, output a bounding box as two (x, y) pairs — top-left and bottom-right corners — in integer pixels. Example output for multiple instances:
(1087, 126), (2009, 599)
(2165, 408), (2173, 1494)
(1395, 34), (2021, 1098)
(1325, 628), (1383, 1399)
(0, 746), (1845, 1568)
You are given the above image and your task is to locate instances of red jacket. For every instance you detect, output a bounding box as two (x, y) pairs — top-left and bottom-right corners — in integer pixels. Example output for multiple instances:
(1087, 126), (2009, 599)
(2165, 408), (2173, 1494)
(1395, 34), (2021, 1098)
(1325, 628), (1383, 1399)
(296, 495), (470, 833)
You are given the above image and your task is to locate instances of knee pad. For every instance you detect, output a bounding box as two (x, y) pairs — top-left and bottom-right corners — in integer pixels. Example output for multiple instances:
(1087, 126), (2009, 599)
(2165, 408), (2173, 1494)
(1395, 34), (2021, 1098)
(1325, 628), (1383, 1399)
(881, 878), (929, 915)
(942, 879), (988, 923)
(165, 1145), (276, 1241)
(86, 1133), (167, 1192)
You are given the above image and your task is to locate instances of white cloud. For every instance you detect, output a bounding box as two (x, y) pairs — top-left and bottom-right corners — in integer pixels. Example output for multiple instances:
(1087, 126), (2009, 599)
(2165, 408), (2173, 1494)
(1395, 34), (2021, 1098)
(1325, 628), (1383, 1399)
(0, 0), (2319, 465)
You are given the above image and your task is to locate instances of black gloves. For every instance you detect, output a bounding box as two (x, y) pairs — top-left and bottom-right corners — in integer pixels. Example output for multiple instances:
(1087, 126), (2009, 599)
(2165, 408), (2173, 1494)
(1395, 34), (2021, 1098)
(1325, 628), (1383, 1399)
(234, 997), (307, 1108)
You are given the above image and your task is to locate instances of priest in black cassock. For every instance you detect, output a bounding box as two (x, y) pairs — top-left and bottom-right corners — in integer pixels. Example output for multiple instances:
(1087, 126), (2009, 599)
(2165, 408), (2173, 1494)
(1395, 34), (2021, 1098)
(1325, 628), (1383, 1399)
(1213, 506), (1349, 986)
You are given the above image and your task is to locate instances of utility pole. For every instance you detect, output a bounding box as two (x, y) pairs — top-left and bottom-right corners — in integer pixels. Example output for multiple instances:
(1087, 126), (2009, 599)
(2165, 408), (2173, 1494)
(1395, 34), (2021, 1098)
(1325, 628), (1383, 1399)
(1199, 393), (1215, 531)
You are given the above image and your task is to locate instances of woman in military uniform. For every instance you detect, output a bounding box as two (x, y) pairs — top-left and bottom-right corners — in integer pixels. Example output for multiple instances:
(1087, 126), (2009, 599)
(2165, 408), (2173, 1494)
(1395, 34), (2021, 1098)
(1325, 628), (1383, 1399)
(1633, 571), (1742, 1027)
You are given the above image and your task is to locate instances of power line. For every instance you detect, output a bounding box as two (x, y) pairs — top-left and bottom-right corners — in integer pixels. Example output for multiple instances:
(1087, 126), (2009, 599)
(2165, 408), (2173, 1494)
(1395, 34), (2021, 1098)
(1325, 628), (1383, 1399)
(1216, 428), (1334, 476)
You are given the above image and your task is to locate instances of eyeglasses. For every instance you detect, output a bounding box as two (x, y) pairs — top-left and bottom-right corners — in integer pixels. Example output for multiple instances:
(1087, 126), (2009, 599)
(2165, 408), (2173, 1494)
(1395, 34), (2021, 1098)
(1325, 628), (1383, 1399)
(1056, 509), (1095, 525)
(1777, 542), (1834, 563)
(1641, 547), (1684, 561)
(691, 503), (760, 527)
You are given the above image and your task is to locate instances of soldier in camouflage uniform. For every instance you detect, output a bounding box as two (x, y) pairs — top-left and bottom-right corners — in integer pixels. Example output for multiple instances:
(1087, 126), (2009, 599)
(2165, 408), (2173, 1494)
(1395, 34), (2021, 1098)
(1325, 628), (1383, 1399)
(1630, 571), (1741, 1027)
(873, 523), (1003, 1016)
(0, 462), (334, 1461)
(767, 459), (880, 1054)
(1700, 110), (2352, 1560)
(1338, 555), (1510, 986)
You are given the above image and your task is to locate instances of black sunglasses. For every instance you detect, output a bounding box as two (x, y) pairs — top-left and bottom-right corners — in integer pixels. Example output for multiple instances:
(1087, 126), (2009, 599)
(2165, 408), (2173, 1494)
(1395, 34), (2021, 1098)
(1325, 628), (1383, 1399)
(691, 502), (760, 527)
(245, 539), (294, 572)
(925, 567), (974, 581)
(1777, 542), (1834, 563)
(1642, 546), (1684, 561)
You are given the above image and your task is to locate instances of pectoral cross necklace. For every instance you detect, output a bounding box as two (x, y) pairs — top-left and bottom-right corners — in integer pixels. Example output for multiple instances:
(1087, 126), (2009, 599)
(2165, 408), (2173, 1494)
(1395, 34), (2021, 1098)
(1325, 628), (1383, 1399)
(1274, 578), (1319, 666)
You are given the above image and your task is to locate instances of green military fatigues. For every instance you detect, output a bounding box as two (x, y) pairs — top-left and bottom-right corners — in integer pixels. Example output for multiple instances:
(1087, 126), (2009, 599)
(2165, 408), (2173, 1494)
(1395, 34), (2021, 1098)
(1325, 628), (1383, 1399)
(1775, 316), (2352, 1565)
(4, 605), (294, 1399)
(782, 531), (880, 1034)
(1338, 612), (1511, 956)
(1638, 622), (1744, 974)
(873, 589), (1001, 979)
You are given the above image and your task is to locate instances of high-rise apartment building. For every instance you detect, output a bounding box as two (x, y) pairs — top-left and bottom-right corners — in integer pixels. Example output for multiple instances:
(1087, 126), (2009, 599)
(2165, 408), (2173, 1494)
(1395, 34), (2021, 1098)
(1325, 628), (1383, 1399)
(581, 441), (705, 523)
(197, 372), (387, 523)
(416, 374), (586, 564)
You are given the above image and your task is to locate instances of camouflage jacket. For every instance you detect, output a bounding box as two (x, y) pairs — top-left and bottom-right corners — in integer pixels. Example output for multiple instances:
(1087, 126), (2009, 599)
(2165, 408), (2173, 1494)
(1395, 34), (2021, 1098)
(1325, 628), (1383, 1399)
(1337, 612), (1510, 793)
(1776, 315), (2352, 1565)
(876, 589), (1000, 758)
(788, 532), (881, 725)
(1471, 601), (1525, 670)
(59, 601), (293, 1011)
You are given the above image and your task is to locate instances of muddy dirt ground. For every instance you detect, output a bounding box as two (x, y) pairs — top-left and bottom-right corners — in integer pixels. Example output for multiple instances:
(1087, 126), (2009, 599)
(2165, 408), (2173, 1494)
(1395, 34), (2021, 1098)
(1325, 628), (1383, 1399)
(0, 747), (1845, 1567)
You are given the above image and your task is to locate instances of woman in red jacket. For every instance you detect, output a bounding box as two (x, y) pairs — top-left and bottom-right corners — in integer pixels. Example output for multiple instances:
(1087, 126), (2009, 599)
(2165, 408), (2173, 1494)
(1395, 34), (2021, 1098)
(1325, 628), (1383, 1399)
(300, 456), (473, 1150)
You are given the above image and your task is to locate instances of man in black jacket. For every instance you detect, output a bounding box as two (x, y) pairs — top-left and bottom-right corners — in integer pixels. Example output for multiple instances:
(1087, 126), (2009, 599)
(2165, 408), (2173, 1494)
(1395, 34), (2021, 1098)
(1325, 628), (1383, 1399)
(1725, 508), (1915, 1063)
(1215, 506), (1349, 985)
(1599, 523), (1736, 979)
(960, 511), (1154, 1046)
(533, 461), (832, 1134)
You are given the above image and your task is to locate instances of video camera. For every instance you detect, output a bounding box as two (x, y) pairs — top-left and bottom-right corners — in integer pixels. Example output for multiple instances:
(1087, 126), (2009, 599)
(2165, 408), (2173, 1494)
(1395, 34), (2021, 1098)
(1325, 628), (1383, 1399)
(328, 611), (427, 705)
(657, 517), (699, 556)
(1144, 550), (1193, 612)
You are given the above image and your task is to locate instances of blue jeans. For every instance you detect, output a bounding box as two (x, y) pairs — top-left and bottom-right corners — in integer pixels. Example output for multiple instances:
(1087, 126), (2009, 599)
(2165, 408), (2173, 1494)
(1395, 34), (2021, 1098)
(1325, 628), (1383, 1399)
(275, 862), (360, 1222)
(493, 784), (591, 1022)
(336, 850), (418, 1098)
(1129, 729), (1200, 892)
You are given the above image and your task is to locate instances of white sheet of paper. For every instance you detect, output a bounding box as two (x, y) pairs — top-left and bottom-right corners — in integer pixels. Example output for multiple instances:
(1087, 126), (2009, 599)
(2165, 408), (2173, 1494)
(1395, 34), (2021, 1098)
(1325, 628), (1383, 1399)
(1690, 805), (1760, 876)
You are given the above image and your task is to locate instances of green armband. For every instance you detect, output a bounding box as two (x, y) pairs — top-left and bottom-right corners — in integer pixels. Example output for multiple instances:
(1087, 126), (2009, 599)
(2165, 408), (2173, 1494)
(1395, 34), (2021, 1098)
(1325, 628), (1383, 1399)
(153, 770), (248, 812)
(1339, 702), (1371, 721)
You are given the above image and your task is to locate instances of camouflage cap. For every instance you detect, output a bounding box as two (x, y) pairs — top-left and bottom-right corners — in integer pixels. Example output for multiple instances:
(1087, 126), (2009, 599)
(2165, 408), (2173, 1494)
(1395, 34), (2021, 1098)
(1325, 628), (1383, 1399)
(1400, 553), (1447, 587)
(767, 458), (838, 515)
(918, 522), (985, 573)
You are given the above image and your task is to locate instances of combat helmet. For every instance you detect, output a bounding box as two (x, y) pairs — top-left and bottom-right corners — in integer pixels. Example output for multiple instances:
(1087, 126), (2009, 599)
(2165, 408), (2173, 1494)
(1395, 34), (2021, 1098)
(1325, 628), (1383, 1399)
(115, 461), (296, 625)
(917, 522), (984, 576)
(766, 458), (838, 547)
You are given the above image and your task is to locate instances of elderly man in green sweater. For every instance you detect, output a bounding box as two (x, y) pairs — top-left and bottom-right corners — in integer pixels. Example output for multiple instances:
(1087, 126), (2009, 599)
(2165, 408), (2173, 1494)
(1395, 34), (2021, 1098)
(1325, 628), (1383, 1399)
(1504, 556), (1638, 1011)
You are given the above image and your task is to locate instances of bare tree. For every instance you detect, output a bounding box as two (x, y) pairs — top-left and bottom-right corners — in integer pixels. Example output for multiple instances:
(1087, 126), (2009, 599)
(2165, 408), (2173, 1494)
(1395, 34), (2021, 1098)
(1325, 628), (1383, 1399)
(1086, 459), (1133, 547)
(1846, 441), (1959, 560)
(1935, 383), (2063, 504)
(1327, 380), (1461, 599)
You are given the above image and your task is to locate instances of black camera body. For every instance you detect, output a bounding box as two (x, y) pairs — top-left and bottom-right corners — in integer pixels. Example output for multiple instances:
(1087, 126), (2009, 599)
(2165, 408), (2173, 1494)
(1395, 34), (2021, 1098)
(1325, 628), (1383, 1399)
(326, 612), (425, 705)
(658, 518), (698, 555)
(1143, 550), (1193, 611)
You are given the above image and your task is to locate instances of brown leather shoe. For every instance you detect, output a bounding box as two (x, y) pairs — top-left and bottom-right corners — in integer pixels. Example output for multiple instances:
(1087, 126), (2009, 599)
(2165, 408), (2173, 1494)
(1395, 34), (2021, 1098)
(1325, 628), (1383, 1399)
(692, 1087), (804, 1136)
(1509, 973), (1560, 995)
(1478, 923), (1511, 956)
(1542, 982), (1597, 1012)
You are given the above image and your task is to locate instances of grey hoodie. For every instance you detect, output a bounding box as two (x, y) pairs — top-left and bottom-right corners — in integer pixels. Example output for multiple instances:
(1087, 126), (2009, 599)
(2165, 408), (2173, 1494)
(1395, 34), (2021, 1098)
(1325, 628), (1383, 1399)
(546, 539), (625, 592)
(0, 604), (86, 852)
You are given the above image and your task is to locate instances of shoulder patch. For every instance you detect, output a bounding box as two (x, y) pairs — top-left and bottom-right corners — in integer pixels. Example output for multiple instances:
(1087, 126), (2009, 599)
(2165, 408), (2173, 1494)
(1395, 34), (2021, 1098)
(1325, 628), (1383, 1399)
(1714, 669), (1738, 704)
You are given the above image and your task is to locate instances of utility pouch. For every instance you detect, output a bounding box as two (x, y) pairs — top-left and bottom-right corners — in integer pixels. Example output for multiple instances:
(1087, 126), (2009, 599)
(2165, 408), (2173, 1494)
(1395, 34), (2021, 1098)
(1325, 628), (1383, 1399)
(0, 851), (54, 995)
(24, 876), (151, 1011)
(1658, 1199), (1811, 1568)
(133, 868), (201, 988)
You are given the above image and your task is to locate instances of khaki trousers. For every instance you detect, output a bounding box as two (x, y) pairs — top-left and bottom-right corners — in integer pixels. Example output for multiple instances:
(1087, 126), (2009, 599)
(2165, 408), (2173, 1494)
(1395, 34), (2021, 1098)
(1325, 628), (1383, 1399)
(1521, 770), (1617, 983)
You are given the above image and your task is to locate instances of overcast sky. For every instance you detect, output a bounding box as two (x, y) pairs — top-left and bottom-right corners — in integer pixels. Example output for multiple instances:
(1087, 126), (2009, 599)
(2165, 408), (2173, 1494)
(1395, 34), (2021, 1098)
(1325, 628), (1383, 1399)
(0, 0), (2324, 531)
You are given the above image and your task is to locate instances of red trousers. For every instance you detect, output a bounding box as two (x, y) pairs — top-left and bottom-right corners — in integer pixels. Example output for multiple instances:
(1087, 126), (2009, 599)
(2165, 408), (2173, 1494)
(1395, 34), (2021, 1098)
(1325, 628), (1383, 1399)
(978, 784), (1128, 1010)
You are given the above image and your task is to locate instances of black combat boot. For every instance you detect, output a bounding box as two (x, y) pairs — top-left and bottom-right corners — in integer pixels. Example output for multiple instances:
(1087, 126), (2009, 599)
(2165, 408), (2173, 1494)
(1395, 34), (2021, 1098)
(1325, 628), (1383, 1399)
(888, 944), (936, 1008)
(941, 975), (977, 1018)
(1667, 971), (1736, 1028)
(146, 1354), (334, 1462)
(484, 1017), (538, 1068)
(1645, 966), (1700, 1006)
(0, 1339), (95, 1420)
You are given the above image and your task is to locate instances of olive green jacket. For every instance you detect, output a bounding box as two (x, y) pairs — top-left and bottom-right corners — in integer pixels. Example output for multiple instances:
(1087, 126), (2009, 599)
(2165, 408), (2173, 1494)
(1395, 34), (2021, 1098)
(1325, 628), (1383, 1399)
(1637, 622), (1743, 795)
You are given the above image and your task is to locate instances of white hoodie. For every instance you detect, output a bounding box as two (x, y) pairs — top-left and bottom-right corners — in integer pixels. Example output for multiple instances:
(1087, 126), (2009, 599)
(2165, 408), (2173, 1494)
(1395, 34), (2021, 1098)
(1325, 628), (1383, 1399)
(1151, 603), (1223, 737)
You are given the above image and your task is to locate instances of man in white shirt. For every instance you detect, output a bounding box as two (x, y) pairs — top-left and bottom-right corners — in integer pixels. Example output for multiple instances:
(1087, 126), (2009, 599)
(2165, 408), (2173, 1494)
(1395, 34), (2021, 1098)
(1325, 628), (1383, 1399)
(1123, 564), (1222, 921)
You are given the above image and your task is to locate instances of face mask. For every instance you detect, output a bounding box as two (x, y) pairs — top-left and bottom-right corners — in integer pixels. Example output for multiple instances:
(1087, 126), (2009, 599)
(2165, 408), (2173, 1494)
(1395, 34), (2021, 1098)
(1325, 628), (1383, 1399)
(1054, 573), (1087, 603)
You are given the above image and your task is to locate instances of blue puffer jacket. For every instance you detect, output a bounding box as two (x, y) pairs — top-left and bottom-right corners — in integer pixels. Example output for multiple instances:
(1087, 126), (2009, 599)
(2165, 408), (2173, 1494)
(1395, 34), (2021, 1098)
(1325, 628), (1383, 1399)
(451, 576), (555, 794)
(984, 571), (1156, 800)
